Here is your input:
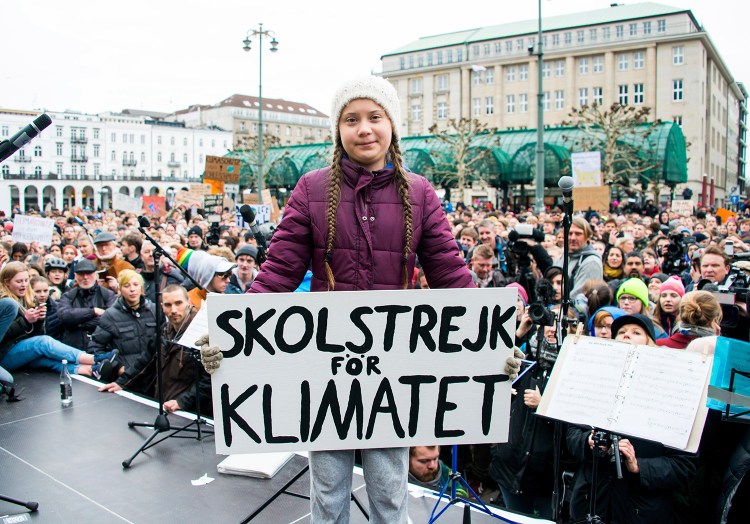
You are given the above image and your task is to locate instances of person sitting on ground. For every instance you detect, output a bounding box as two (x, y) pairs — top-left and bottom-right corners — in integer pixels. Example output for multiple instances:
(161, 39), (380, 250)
(408, 446), (468, 498)
(86, 270), (157, 389)
(45, 257), (71, 297)
(30, 275), (62, 339)
(0, 262), (115, 378)
(57, 259), (117, 352)
(100, 284), (212, 416)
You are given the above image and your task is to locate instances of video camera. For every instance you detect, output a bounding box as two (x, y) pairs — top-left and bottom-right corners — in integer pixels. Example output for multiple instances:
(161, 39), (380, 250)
(662, 231), (690, 275)
(507, 224), (545, 257)
(205, 214), (222, 246)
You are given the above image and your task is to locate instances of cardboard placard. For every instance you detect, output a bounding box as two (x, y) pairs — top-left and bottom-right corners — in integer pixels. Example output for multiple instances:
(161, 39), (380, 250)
(716, 207), (738, 224)
(205, 179), (225, 195)
(112, 193), (143, 215)
(174, 184), (212, 206)
(142, 196), (166, 216)
(573, 186), (610, 212)
(205, 155), (241, 183)
(11, 215), (54, 245)
(207, 288), (516, 454)
(571, 151), (602, 188)
(671, 199), (694, 217)
(203, 194), (224, 209)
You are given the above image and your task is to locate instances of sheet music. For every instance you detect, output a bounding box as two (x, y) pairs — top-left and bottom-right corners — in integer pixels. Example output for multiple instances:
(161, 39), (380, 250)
(541, 338), (630, 429)
(615, 346), (708, 449)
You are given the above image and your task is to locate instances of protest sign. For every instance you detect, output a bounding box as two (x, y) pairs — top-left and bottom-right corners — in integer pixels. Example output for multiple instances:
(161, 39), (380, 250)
(174, 184), (212, 206)
(205, 155), (241, 183)
(142, 196), (166, 216)
(12, 214), (54, 245)
(571, 151), (602, 188)
(573, 186), (610, 212)
(113, 193), (143, 215)
(671, 199), (694, 217)
(207, 288), (516, 454)
(236, 204), (271, 227)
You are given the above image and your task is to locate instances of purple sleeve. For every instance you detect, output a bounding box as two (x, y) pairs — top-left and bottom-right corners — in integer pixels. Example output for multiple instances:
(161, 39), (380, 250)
(249, 175), (315, 293)
(415, 178), (475, 290)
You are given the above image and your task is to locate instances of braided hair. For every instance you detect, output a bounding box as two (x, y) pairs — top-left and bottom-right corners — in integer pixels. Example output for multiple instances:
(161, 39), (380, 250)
(323, 138), (413, 290)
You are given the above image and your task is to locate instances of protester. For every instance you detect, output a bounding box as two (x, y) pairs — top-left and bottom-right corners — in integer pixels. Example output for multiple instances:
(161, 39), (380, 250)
(652, 275), (685, 335)
(588, 306), (626, 338)
(656, 291), (722, 349)
(408, 446), (468, 498)
(615, 278), (650, 316)
(93, 231), (134, 292)
(199, 76), (485, 523)
(554, 217), (602, 298)
(225, 244), (258, 294)
(0, 262), (115, 377)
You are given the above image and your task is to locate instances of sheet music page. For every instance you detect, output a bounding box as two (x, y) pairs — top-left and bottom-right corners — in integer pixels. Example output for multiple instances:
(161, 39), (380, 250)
(540, 337), (630, 429)
(175, 302), (208, 349)
(614, 346), (709, 449)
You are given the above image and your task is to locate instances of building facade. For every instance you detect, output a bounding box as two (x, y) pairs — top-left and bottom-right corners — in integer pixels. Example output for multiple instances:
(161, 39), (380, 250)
(0, 108), (232, 212)
(170, 94), (330, 149)
(380, 2), (746, 206)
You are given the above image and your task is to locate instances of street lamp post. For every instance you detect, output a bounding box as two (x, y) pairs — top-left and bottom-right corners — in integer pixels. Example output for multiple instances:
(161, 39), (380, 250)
(534, 0), (545, 214)
(243, 24), (278, 200)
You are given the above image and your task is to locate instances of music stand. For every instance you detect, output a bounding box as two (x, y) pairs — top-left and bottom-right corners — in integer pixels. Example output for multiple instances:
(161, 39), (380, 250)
(122, 217), (212, 468)
(0, 494), (38, 513)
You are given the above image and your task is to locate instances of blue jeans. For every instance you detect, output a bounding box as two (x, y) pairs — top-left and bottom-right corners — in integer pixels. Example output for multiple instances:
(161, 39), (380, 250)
(0, 298), (19, 384)
(0, 335), (83, 374)
(309, 447), (408, 524)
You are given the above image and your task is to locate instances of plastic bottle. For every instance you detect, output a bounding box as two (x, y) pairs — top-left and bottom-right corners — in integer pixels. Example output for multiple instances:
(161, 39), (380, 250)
(60, 359), (73, 407)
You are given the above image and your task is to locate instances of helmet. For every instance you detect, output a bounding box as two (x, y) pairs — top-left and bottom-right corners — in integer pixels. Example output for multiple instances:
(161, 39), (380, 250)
(45, 257), (68, 272)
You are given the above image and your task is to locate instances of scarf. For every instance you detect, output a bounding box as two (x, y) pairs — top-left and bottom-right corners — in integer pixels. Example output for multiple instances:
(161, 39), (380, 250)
(603, 263), (623, 280)
(673, 323), (716, 338)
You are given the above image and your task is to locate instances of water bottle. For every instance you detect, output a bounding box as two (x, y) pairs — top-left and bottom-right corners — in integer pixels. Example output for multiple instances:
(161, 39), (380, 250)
(60, 360), (73, 407)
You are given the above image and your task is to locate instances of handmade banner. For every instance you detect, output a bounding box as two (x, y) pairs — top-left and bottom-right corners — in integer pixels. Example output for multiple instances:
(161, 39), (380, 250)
(205, 155), (241, 183)
(113, 193), (143, 215)
(571, 151), (602, 188)
(12, 214), (54, 245)
(142, 195), (166, 216)
(207, 288), (516, 454)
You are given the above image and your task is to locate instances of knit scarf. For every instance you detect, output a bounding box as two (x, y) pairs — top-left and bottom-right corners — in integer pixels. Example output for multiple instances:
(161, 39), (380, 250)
(603, 263), (623, 280)
(673, 323), (716, 338)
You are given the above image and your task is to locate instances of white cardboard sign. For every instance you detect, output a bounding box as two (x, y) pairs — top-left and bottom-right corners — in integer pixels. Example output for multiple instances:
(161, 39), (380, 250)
(113, 193), (143, 215)
(207, 288), (516, 454)
(12, 215), (54, 245)
(571, 151), (602, 188)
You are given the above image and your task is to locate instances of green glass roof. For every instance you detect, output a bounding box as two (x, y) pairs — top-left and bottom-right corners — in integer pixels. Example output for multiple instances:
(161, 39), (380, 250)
(226, 122), (687, 190)
(383, 2), (691, 56)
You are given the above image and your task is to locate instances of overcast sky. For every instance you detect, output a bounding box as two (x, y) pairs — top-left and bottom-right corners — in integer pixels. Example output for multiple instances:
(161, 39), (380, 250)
(2, 0), (747, 117)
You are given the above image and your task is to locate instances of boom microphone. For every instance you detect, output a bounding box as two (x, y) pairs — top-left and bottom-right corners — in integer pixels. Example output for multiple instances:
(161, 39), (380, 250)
(240, 204), (268, 258)
(558, 176), (575, 204)
(0, 114), (52, 163)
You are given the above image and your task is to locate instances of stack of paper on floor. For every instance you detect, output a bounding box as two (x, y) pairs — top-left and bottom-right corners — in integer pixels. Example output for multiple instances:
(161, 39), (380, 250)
(217, 452), (295, 479)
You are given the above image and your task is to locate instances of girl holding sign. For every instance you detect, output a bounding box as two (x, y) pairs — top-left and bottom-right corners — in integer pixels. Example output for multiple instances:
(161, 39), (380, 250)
(202, 77), (486, 523)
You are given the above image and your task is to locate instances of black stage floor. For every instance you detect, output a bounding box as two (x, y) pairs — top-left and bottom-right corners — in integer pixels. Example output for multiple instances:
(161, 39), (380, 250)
(0, 371), (547, 524)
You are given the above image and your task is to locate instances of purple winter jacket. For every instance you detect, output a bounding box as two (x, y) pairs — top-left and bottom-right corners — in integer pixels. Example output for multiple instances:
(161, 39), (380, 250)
(249, 157), (474, 293)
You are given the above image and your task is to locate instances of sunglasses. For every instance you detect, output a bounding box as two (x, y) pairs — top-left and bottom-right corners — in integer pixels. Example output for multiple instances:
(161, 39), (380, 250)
(216, 271), (232, 279)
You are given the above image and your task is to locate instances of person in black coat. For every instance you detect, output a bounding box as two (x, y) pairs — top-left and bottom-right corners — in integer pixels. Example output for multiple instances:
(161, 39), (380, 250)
(57, 259), (117, 351)
(86, 270), (157, 391)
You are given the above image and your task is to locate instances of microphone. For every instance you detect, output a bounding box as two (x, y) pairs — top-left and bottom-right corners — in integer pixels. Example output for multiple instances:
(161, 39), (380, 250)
(240, 204), (268, 256)
(138, 216), (151, 229)
(558, 176), (575, 204)
(0, 114), (52, 163)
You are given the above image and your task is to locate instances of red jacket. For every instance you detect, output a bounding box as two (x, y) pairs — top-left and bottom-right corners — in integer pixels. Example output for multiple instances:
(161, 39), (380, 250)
(250, 157), (474, 292)
(655, 332), (696, 349)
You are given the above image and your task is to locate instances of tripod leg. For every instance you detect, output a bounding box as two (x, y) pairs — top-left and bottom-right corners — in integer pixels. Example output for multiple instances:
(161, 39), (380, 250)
(122, 428), (163, 469)
(351, 491), (369, 520)
(0, 494), (39, 511)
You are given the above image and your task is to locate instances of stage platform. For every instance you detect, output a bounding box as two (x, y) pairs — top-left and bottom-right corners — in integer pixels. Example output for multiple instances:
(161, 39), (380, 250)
(0, 370), (548, 524)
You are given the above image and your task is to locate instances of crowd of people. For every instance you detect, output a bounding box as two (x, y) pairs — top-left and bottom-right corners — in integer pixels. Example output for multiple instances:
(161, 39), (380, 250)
(2, 75), (750, 523)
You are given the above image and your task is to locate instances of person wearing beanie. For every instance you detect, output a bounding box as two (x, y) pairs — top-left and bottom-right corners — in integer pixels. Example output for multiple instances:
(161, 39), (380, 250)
(187, 225), (206, 251)
(616, 278), (650, 315)
(196, 75), (483, 524)
(225, 245), (259, 294)
(588, 306), (626, 338)
(652, 275), (685, 335)
(647, 272), (669, 303)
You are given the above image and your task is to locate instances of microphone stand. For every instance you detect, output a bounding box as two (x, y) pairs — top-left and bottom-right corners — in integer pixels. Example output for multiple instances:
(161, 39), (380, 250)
(122, 217), (209, 468)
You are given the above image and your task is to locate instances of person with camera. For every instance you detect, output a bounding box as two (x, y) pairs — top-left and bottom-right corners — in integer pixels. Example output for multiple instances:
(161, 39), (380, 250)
(566, 313), (696, 523)
(57, 259), (117, 352)
(554, 217), (603, 299)
(92, 231), (134, 293)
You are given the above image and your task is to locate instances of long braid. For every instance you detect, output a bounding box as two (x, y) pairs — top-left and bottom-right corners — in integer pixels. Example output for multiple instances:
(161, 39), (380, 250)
(324, 142), (345, 290)
(389, 140), (413, 289)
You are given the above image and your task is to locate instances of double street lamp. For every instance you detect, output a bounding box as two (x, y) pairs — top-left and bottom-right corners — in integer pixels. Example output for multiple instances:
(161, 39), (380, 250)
(243, 24), (278, 197)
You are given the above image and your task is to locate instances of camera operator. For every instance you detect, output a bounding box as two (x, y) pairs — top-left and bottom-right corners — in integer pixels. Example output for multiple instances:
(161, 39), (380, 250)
(553, 217), (603, 299)
(503, 225), (553, 301)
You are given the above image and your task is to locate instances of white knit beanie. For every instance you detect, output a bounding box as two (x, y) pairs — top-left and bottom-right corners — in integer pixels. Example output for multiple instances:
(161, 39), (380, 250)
(330, 76), (401, 141)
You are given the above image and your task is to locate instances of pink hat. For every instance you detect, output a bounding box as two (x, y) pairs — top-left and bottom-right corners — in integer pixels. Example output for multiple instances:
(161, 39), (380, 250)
(506, 283), (529, 305)
(659, 276), (685, 297)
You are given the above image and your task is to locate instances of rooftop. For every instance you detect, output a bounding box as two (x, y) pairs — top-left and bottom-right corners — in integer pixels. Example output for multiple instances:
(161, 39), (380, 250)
(383, 2), (695, 56)
(174, 94), (328, 119)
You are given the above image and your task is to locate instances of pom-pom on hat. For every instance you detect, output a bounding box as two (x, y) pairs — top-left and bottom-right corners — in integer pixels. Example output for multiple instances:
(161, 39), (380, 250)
(330, 76), (401, 141)
(659, 275), (686, 297)
(616, 278), (650, 310)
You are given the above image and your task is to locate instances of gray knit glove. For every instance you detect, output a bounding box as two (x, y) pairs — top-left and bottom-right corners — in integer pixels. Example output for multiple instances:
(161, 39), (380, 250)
(196, 334), (222, 374)
(504, 347), (525, 380)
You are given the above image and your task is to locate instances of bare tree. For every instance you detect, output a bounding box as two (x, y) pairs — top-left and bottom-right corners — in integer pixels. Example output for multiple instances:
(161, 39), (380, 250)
(562, 103), (661, 196)
(428, 118), (502, 192)
(232, 134), (282, 190)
